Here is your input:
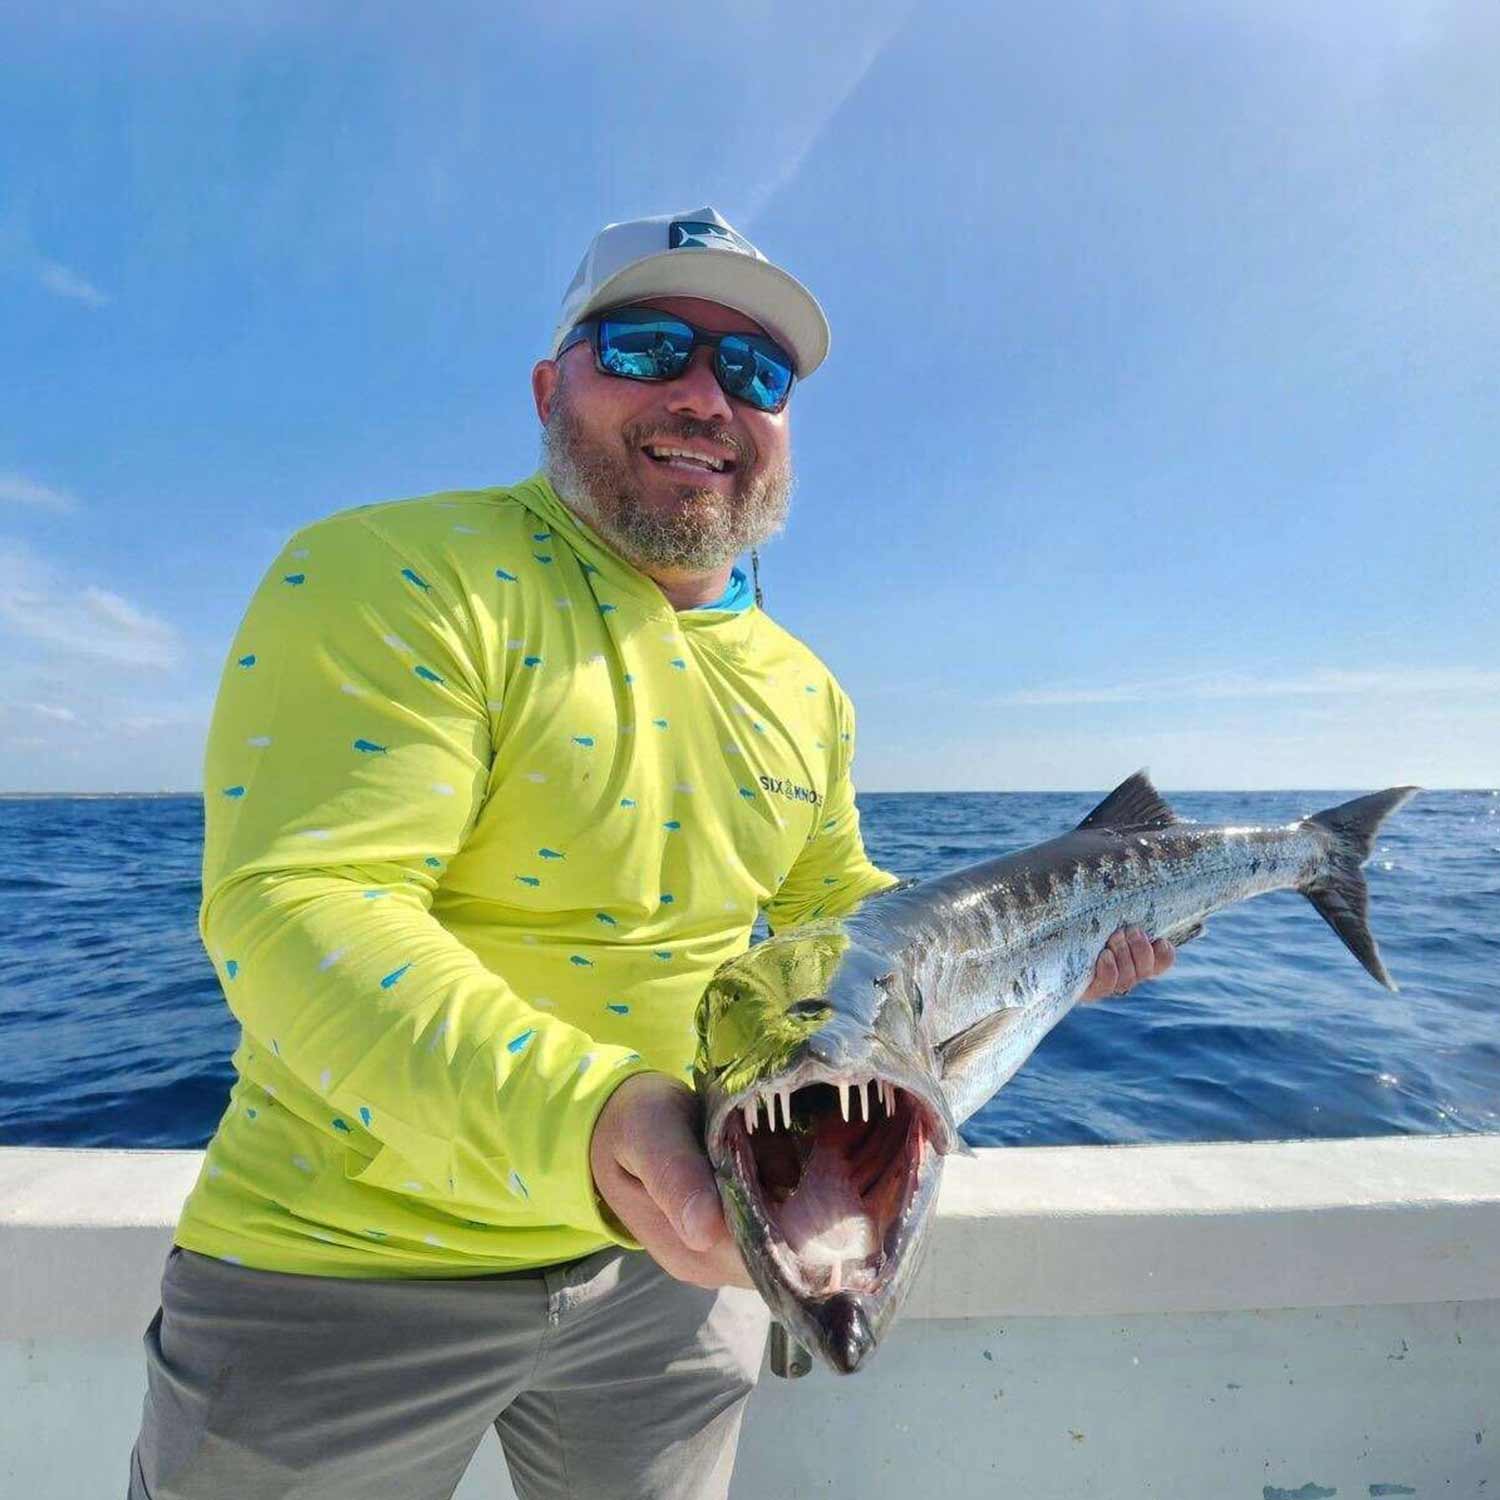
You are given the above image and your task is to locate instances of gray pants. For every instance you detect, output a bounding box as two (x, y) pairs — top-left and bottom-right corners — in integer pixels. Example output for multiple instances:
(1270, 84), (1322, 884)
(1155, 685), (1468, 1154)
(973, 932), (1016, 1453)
(127, 1245), (770, 1500)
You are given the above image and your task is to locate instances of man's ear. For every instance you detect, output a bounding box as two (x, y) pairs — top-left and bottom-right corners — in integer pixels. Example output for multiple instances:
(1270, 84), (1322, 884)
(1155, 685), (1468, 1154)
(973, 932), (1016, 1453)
(532, 360), (560, 424)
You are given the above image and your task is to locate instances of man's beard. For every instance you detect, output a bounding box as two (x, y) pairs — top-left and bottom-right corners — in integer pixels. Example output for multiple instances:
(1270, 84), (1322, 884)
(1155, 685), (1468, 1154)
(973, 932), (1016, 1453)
(542, 389), (792, 573)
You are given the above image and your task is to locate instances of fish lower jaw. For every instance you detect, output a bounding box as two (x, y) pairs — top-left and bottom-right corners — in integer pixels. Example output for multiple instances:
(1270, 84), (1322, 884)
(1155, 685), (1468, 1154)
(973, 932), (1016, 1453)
(729, 1162), (890, 1303)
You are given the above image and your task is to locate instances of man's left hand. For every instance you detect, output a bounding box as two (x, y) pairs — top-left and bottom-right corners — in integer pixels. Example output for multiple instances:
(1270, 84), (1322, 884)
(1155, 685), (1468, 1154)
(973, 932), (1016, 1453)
(1080, 925), (1175, 1003)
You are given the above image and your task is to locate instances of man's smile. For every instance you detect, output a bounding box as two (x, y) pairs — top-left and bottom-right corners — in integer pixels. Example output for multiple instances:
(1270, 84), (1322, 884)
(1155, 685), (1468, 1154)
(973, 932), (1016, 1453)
(641, 442), (736, 474)
(633, 432), (746, 493)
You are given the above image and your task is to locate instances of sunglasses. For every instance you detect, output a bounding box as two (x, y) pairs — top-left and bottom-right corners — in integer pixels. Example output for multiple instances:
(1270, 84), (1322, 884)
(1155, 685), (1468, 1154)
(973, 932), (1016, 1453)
(557, 305), (796, 414)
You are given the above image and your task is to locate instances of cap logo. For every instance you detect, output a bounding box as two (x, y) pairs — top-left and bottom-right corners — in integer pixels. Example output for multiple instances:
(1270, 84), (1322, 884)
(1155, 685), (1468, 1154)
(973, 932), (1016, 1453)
(669, 219), (756, 257)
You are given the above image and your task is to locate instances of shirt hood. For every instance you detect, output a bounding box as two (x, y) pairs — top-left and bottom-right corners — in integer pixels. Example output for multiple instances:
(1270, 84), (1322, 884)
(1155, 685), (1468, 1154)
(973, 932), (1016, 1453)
(505, 472), (764, 647)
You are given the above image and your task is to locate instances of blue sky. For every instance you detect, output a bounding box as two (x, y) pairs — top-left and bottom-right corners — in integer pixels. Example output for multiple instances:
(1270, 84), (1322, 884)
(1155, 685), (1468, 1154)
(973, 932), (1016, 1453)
(2, 1), (1496, 792)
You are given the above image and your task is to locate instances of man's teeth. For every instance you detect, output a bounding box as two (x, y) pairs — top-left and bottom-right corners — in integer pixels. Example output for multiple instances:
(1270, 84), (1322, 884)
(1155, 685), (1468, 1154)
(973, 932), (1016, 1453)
(645, 445), (728, 472)
(742, 1079), (896, 1133)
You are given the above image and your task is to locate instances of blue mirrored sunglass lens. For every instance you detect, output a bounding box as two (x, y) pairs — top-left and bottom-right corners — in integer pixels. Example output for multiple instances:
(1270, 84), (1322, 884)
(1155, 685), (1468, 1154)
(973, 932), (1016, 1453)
(597, 317), (694, 379)
(716, 336), (793, 409)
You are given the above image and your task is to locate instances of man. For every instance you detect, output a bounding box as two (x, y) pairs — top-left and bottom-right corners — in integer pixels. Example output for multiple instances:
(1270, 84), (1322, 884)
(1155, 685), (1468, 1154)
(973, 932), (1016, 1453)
(128, 207), (1171, 1499)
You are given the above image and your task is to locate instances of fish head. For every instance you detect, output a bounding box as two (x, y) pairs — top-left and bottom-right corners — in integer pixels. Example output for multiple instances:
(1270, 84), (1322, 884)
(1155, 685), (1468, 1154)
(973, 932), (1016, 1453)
(695, 923), (959, 1374)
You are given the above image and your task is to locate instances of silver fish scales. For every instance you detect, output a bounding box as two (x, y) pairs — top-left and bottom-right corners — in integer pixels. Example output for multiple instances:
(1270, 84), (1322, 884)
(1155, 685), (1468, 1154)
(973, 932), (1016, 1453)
(695, 771), (1417, 1374)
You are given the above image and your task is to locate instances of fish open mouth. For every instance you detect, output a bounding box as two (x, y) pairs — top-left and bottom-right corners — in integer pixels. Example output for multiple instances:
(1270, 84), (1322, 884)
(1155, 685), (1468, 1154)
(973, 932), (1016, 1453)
(717, 1077), (935, 1300)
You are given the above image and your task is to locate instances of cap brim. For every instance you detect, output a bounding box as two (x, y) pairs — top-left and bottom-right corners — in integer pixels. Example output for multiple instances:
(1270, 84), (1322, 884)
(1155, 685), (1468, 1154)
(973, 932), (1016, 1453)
(552, 251), (830, 378)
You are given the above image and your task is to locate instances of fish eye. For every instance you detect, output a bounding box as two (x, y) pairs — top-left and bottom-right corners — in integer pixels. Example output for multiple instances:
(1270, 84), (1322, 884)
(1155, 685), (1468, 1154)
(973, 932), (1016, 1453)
(786, 998), (830, 1020)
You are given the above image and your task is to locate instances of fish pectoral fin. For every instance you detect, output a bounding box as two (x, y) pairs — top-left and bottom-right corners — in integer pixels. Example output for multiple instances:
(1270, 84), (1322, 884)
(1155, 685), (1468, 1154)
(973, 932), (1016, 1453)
(936, 1007), (1030, 1083)
(1167, 921), (1205, 948)
(1076, 770), (1180, 832)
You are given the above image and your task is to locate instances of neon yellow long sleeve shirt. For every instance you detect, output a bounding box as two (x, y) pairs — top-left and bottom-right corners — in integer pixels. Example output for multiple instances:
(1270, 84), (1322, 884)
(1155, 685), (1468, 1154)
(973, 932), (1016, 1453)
(174, 473), (898, 1276)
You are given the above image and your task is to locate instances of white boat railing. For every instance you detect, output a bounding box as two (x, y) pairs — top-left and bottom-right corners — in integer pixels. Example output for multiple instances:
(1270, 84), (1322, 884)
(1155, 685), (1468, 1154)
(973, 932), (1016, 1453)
(3, 1135), (1497, 1497)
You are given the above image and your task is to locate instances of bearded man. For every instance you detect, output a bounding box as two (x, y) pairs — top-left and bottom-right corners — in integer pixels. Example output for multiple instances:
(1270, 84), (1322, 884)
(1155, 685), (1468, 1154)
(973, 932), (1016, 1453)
(128, 207), (1170, 1500)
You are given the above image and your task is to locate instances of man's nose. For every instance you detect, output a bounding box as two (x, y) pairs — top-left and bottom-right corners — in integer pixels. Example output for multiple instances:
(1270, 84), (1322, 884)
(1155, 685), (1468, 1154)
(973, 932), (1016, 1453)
(664, 347), (733, 423)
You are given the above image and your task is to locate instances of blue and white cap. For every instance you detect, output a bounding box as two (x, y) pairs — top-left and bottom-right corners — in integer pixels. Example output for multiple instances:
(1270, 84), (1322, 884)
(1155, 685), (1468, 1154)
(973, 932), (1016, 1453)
(549, 206), (830, 378)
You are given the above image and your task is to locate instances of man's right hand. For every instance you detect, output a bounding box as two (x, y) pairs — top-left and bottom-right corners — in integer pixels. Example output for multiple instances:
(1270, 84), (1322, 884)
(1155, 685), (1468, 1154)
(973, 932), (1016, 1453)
(589, 1072), (754, 1291)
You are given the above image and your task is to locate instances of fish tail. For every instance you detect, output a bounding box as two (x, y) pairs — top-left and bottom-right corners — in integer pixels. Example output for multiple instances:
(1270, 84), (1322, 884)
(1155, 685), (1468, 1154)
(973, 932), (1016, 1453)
(1299, 786), (1419, 991)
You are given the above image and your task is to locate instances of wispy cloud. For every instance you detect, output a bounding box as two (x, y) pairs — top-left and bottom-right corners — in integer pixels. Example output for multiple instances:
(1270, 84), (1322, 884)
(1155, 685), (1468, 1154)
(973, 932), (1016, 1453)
(35, 260), (109, 306)
(0, 542), (180, 668)
(737, 3), (915, 227)
(994, 667), (1500, 708)
(115, 703), (211, 738)
(0, 473), (80, 513)
(27, 702), (80, 724)
(0, 216), (110, 308)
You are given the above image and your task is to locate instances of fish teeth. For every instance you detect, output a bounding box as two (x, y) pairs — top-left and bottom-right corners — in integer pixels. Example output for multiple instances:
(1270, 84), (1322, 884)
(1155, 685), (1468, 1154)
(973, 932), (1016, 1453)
(742, 1077), (899, 1135)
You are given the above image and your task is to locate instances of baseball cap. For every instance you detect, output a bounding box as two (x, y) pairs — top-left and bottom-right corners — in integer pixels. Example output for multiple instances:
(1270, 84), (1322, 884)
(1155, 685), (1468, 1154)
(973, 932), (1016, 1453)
(549, 206), (830, 379)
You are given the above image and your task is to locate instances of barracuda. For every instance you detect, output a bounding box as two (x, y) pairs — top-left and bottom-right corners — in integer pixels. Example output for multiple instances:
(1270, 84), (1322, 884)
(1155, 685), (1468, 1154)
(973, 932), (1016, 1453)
(694, 771), (1418, 1374)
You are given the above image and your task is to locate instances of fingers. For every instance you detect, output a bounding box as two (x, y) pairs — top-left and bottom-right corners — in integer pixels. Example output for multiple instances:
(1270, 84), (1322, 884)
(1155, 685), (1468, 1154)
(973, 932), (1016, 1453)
(590, 1072), (751, 1289)
(632, 1143), (724, 1252)
(593, 1158), (751, 1288)
(601, 1076), (723, 1248)
(1101, 927), (1138, 994)
(1122, 926), (1154, 986)
(1081, 945), (1118, 1002)
(1082, 927), (1174, 1003)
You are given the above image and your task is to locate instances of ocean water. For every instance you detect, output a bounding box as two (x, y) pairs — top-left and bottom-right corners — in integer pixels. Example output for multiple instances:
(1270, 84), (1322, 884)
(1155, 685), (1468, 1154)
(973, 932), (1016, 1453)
(0, 790), (1495, 1151)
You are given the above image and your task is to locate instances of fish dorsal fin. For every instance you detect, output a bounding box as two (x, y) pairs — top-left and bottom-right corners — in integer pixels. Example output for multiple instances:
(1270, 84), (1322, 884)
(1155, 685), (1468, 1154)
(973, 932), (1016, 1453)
(1076, 770), (1180, 832)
